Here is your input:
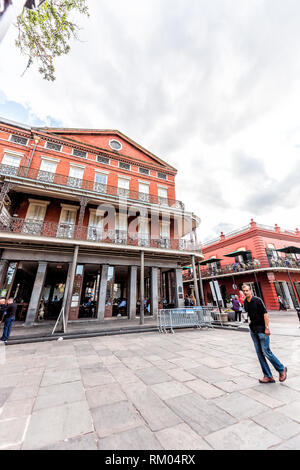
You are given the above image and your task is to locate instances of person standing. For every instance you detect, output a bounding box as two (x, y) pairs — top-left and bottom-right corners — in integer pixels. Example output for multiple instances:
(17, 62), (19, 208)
(242, 284), (287, 384)
(232, 295), (242, 322)
(0, 297), (17, 343)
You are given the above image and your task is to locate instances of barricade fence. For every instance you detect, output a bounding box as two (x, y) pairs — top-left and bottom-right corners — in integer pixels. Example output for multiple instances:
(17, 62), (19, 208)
(157, 307), (216, 334)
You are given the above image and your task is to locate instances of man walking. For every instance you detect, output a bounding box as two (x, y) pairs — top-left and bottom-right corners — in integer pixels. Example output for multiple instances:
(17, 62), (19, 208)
(0, 297), (17, 343)
(242, 284), (287, 384)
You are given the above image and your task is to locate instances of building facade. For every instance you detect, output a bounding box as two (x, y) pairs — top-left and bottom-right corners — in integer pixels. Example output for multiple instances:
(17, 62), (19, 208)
(0, 117), (202, 326)
(183, 219), (300, 311)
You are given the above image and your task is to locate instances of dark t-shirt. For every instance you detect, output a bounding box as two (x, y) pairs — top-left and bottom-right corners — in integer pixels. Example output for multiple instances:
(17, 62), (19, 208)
(5, 303), (17, 319)
(244, 296), (267, 333)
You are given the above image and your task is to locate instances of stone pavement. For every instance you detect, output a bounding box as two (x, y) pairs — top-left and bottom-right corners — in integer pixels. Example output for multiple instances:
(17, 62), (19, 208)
(0, 326), (300, 450)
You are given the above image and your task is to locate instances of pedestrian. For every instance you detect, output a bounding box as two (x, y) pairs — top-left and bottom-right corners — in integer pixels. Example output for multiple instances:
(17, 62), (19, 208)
(242, 284), (287, 384)
(277, 295), (287, 311)
(0, 297), (17, 344)
(232, 295), (242, 322)
(184, 295), (191, 307)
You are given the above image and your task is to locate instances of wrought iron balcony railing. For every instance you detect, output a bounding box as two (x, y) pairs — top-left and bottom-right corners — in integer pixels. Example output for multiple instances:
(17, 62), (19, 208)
(0, 217), (202, 253)
(0, 164), (185, 210)
(183, 256), (300, 281)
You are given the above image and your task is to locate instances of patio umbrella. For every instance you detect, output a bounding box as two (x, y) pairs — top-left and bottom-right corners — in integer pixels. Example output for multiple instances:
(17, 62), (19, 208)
(199, 258), (223, 265)
(223, 250), (252, 258)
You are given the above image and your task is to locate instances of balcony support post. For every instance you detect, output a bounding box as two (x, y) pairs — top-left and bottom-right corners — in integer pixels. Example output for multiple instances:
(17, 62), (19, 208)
(197, 262), (205, 305)
(76, 196), (89, 239)
(140, 250), (145, 325)
(174, 268), (184, 308)
(64, 245), (79, 327)
(97, 265), (109, 322)
(25, 261), (48, 327)
(151, 267), (159, 318)
(128, 265), (138, 320)
(0, 259), (9, 292)
(191, 255), (200, 306)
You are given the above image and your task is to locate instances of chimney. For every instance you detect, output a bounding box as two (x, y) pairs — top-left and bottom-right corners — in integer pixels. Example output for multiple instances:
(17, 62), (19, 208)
(220, 232), (225, 241)
(250, 219), (256, 228)
(275, 224), (281, 233)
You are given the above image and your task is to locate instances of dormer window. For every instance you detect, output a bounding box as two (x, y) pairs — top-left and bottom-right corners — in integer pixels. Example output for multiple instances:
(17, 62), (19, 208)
(119, 162), (130, 171)
(72, 149), (87, 159)
(109, 140), (122, 151)
(10, 134), (28, 146)
(157, 172), (167, 180)
(46, 141), (62, 152)
(139, 167), (150, 176)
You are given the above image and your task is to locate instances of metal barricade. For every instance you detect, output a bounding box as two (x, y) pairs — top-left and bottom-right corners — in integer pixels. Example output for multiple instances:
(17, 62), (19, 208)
(158, 307), (215, 333)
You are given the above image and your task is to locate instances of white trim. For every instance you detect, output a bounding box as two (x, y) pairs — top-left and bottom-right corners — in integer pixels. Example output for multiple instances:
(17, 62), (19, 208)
(28, 198), (50, 206)
(157, 184), (168, 189)
(3, 149), (25, 157)
(118, 174), (131, 180)
(109, 139), (123, 151)
(60, 204), (79, 211)
(69, 162), (86, 169)
(95, 169), (109, 175)
(40, 155), (60, 163)
(138, 180), (150, 185)
(89, 208), (106, 216)
(9, 134), (29, 146)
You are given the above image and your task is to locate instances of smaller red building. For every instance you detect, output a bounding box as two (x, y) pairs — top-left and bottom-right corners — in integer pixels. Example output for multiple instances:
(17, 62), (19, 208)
(184, 219), (300, 311)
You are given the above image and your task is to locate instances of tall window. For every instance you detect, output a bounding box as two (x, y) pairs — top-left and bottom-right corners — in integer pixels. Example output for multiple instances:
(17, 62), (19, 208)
(57, 205), (78, 238)
(1, 152), (22, 176)
(23, 199), (50, 235)
(88, 209), (104, 241)
(158, 187), (168, 206)
(115, 212), (127, 243)
(139, 182), (150, 202)
(118, 177), (130, 197)
(94, 171), (108, 193)
(68, 165), (85, 188)
(138, 216), (150, 247)
(38, 158), (58, 182)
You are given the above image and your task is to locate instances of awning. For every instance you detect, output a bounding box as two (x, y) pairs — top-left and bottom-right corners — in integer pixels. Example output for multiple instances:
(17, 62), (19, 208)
(224, 250), (252, 258)
(200, 258), (223, 265)
(276, 246), (300, 255)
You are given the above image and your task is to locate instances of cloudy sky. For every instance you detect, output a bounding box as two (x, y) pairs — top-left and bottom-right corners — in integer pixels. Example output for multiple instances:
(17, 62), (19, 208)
(1, 0), (300, 241)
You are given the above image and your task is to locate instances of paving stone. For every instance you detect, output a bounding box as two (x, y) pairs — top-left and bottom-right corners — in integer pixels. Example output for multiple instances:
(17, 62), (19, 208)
(253, 384), (300, 404)
(41, 433), (98, 450)
(166, 368), (197, 382)
(169, 357), (201, 369)
(252, 410), (300, 440)
(0, 398), (34, 419)
(278, 400), (300, 423)
(0, 387), (13, 407)
(46, 356), (78, 370)
(135, 367), (172, 385)
(283, 376), (300, 392)
(274, 434), (300, 450)
(107, 365), (142, 384)
(122, 383), (181, 432)
(81, 370), (116, 388)
(22, 401), (93, 450)
(34, 381), (85, 411)
(91, 401), (142, 438)
(213, 392), (269, 419)
(240, 388), (284, 408)
(151, 381), (191, 400)
(215, 375), (260, 393)
(121, 356), (153, 370)
(205, 419), (281, 450)
(99, 426), (162, 450)
(186, 365), (229, 383)
(86, 383), (126, 408)
(185, 379), (225, 399)
(41, 368), (81, 387)
(0, 417), (29, 449)
(165, 392), (237, 436)
(156, 423), (212, 450)
(7, 384), (39, 401)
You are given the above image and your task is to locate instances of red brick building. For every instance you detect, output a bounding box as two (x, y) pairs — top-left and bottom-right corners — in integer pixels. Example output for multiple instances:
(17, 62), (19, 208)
(183, 219), (300, 311)
(0, 117), (202, 326)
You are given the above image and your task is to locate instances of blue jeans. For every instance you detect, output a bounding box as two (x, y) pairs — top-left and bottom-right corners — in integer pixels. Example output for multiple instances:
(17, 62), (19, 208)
(1, 317), (15, 341)
(250, 330), (285, 378)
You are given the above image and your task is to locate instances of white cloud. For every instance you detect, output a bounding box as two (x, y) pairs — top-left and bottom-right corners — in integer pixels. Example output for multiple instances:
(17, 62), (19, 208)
(1, 0), (300, 239)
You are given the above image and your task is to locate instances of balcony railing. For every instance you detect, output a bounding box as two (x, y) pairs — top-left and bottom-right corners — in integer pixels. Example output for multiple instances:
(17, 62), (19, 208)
(0, 164), (185, 210)
(0, 217), (201, 253)
(183, 256), (300, 281)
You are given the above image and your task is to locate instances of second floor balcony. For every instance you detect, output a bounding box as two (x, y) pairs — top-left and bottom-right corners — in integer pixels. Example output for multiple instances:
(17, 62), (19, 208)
(0, 163), (185, 210)
(0, 217), (201, 254)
